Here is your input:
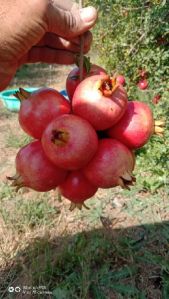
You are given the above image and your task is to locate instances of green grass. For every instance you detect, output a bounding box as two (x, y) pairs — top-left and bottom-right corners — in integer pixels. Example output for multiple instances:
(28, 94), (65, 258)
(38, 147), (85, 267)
(1, 222), (169, 299)
(6, 132), (32, 149)
(15, 63), (54, 80)
(37, 224), (169, 298)
(1, 179), (169, 298)
(0, 185), (60, 232)
(0, 184), (14, 201)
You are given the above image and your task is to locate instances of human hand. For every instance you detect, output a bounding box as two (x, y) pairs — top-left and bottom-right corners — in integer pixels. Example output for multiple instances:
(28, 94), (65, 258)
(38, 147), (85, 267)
(0, 0), (97, 91)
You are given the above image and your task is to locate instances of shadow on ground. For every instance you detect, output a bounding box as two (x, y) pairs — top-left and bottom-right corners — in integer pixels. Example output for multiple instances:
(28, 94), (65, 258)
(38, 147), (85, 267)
(0, 220), (169, 299)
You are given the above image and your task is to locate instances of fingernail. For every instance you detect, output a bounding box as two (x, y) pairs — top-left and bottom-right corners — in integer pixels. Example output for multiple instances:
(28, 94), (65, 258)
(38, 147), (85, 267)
(80, 7), (97, 23)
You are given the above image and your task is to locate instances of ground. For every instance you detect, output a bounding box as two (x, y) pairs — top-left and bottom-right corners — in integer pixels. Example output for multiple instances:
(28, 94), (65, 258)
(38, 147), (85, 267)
(0, 64), (169, 299)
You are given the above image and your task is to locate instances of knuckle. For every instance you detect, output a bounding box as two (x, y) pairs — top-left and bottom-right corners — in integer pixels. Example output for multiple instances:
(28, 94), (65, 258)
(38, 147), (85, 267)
(64, 11), (79, 36)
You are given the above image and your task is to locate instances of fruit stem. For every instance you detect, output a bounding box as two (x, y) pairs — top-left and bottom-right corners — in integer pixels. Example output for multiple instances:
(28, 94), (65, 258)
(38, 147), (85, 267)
(79, 0), (84, 81)
(75, 56), (91, 75)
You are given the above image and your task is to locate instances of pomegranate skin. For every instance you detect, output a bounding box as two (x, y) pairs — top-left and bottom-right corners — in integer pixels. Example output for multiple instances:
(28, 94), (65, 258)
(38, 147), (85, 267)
(66, 64), (107, 100)
(72, 74), (128, 130)
(107, 101), (154, 149)
(83, 138), (135, 189)
(12, 141), (67, 192)
(41, 114), (98, 170)
(139, 69), (148, 78)
(116, 75), (126, 85)
(137, 79), (148, 90)
(152, 94), (161, 105)
(59, 170), (98, 203)
(19, 88), (71, 139)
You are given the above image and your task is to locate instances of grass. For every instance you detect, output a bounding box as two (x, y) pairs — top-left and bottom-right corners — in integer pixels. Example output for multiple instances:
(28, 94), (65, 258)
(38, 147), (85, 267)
(15, 63), (55, 80)
(34, 224), (169, 299)
(6, 131), (32, 149)
(1, 222), (169, 298)
(122, 188), (169, 221)
(11, 62), (71, 88)
(0, 184), (60, 232)
(0, 179), (169, 298)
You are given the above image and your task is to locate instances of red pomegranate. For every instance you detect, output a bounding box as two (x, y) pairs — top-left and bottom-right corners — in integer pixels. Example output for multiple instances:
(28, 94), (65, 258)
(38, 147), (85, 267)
(59, 170), (98, 210)
(66, 63), (107, 100)
(41, 114), (98, 170)
(107, 101), (155, 149)
(138, 69), (148, 79)
(15, 87), (71, 139)
(137, 79), (148, 90)
(7, 141), (67, 192)
(116, 75), (126, 85)
(152, 94), (161, 105)
(72, 74), (128, 130)
(83, 138), (135, 189)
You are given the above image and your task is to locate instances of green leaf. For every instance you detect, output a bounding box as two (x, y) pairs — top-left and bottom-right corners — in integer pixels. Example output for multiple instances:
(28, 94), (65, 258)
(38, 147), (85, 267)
(109, 266), (138, 281)
(75, 55), (91, 73)
(110, 283), (139, 296)
(162, 284), (169, 299)
(90, 284), (107, 299)
(137, 292), (147, 299)
(53, 287), (69, 299)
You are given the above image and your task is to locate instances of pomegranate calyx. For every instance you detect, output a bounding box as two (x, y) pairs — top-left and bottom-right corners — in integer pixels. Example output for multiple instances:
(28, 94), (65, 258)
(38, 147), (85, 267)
(82, 202), (90, 210)
(7, 173), (24, 192)
(154, 119), (165, 137)
(99, 77), (119, 97)
(69, 202), (90, 211)
(51, 129), (69, 146)
(57, 190), (62, 202)
(6, 173), (20, 181)
(121, 172), (133, 182)
(14, 88), (31, 101)
(119, 172), (136, 190)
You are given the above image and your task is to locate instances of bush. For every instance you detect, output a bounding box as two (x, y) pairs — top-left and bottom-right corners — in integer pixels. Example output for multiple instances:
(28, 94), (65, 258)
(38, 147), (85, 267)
(85, 0), (169, 193)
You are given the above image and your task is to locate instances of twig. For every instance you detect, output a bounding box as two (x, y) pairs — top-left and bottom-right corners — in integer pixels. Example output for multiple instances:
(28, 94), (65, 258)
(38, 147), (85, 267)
(128, 32), (146, 55)
(79, 0), (84, 81)
(121, 6), (150, 11)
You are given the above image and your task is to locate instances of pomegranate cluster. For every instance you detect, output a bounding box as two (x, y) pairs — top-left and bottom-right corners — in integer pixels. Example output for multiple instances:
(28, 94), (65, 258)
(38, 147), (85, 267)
(8, 62), (164, 211)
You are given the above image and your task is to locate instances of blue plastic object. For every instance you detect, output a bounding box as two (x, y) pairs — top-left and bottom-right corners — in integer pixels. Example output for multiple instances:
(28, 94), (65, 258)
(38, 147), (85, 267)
(0, 88), (68, 112)
(0, 87), (38, 112)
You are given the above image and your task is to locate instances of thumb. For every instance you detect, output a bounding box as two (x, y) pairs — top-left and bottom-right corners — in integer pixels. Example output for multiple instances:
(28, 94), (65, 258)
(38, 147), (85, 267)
(46, 1), (97, 39)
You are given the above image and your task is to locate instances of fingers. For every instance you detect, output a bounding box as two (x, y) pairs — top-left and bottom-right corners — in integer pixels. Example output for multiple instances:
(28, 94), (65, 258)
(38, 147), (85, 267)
(37, 31), (92, 53)
(0, 61), (17, 91)
(46, 1), (98, 38)
(69, 31), (93, 49)
(0, 74), (13, 92)
(37, 35), (79, 52)
(19, 29), (93, 67)
(20, 47), (77, 65)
